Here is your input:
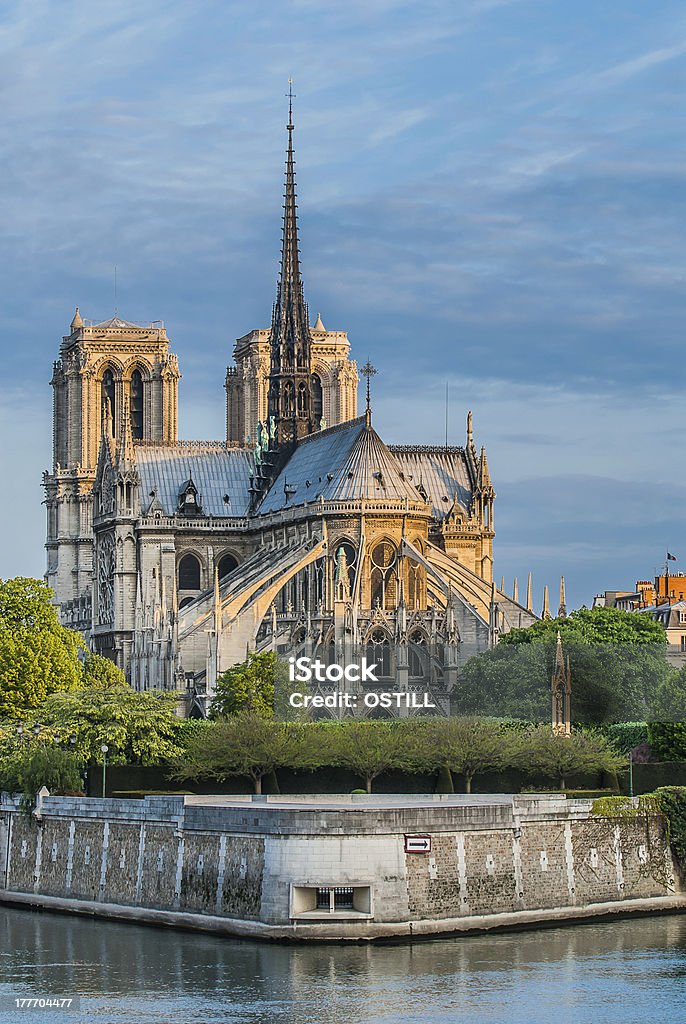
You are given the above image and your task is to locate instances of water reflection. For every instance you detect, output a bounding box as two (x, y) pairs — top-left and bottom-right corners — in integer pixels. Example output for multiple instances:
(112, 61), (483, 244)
(1, 907), (686, 1023)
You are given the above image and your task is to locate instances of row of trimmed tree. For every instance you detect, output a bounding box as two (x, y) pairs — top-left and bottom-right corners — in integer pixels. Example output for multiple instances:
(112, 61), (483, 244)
(175, 714), (625, 794)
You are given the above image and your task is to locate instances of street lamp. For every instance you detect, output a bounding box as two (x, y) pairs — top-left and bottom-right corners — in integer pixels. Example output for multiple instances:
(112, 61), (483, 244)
(69, 734), (77, 747)
(100, 744), (109, 799)
(16, 722), (23, 744)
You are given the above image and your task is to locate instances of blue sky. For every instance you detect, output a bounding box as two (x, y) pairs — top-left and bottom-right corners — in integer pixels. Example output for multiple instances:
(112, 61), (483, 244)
(0, 0), (684, 611)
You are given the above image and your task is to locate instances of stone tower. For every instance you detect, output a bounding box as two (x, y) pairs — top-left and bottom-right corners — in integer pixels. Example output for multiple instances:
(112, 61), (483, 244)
(44, 311), (180, 608)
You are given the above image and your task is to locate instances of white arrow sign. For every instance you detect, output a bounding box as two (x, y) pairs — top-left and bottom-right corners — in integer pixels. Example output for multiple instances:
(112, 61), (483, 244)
(405, 834), (432, 853)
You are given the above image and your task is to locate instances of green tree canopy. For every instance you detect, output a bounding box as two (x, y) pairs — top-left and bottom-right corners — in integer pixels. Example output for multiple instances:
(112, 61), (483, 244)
(82, 653), (128, 689)
(331, 720), (415, 793)
(516, 725), (625, 788)
(40, 687), (183, 765)
(0, 578), (85, 718)
(210, 651), (288, 719)
(426, 717), (518, 793)
(0, 745), (83, 803)
(173, 712), (310, 794)
(457, 606), (672, 724)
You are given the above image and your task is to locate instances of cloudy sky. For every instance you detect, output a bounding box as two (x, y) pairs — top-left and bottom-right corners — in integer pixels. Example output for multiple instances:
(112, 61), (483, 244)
(1, 0), (684, 611)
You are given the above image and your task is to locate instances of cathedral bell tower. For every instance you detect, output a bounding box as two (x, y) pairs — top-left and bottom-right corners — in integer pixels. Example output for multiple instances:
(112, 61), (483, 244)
(44, 311), (180, 606)
(267, 86), (315, 448)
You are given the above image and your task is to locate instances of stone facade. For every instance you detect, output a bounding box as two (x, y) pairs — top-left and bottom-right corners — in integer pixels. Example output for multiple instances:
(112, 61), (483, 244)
(0, 794), (679, 941)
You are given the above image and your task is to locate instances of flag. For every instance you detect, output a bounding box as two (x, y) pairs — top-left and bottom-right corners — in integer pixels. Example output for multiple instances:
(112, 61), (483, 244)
(667, 552), (677, 561)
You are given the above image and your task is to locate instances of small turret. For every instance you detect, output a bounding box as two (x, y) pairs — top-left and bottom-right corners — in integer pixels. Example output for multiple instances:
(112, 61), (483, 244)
(70, 306), (84, 332)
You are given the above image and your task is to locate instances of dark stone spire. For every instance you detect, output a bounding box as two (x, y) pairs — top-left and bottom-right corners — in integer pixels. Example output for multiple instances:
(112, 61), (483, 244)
(267, 82), (314, 447)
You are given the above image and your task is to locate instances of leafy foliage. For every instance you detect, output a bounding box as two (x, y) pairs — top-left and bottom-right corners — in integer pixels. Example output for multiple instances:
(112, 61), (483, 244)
(602, 722), (649, 754)
(425, 717), (518, 793)
(0, 578), (85, 718)
(210, 652), (289, 719)
(457, 606), (672, 724)
(647, 723), (686, 762)
(172, 712), (320, 794)
(654, 787), (686, 868)
(82, 653), (128, 689)
(517, 725), (625, 787)
(0, 744), (83, 801)
(40, 687), (183, 765)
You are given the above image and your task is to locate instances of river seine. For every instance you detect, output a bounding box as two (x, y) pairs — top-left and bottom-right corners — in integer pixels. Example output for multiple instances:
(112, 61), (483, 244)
(1, 907), (686, 1023)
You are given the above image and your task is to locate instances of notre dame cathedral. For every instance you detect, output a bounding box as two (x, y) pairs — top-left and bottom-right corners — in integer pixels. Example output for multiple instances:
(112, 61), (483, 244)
(43, 101), (537, 716)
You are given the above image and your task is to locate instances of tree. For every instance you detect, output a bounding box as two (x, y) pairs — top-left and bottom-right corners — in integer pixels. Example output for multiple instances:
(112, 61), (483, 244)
(457, 606), (672, 724)
(427, 717), (517, 794)
(331, 720), (411, 793)
(0, 577), (85, 717)
(210, 652), (290, 719)
(40, 687), (183, 765)
(173, 712), (303, 794)
(0, 745), (83, 802)
(517, 725), (625, 789)
(82, 653), (128, 689)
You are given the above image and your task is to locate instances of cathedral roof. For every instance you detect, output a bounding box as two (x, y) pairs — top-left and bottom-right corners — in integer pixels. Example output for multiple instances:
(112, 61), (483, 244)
(256, 416), (428, 514)
(389, 447), (473, 517)
(135, 444), (252, 516)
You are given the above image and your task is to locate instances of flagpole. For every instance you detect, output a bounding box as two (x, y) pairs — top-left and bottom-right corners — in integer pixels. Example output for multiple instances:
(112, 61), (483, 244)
(666, 551), (670, 606)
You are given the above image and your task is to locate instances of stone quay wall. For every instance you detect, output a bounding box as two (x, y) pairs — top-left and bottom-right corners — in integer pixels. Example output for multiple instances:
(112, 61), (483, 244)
(0, 793), (682, 942)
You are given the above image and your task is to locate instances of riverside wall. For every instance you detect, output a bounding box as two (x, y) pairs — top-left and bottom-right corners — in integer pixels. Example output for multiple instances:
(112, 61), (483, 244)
(0, 793), (682, 942)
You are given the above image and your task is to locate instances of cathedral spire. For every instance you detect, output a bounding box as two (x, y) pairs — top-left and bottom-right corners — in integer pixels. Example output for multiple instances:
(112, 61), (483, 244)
(267, 81), (314, 446)
(526, 572), (533, 613)
(558, 575), (567, 618)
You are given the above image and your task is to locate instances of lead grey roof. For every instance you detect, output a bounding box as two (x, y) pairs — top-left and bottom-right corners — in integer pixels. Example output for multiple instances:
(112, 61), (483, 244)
(93, 316), (143, 329)
(135, 443), (252, 516)
(389, 447), (473, 517)
(257, 416), (427, 514)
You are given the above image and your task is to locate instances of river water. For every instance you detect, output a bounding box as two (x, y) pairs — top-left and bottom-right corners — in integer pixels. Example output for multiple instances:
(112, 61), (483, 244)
(1, 907), (686, 1024)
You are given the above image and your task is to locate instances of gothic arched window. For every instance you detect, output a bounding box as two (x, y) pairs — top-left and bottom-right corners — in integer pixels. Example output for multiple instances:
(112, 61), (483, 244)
(409, 630), (427, 679)
(370, 540), (397, 610)
(297, 381), (308, 416)
(312, 374), (323, 422)
(102, 368), (116, 426)
(130, 369), (144, 439)
(408, 561), (423, 610)
(217, 553), (238, 580)
(178, 553), (201, 591)
(366, 628), (392, 677)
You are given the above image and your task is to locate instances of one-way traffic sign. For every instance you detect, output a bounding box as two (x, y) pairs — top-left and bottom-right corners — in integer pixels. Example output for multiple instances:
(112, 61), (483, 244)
(404, 834), (432, 853)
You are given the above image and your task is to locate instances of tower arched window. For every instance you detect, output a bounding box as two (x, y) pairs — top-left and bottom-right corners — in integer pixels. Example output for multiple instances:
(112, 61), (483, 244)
(102, 368), (116, 426)
(312, 374), (323, 422)
(178, 553), (201, 591)
(217, 553), (239, 580)
(130, 369), (144, 439)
